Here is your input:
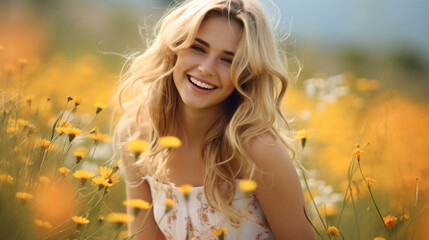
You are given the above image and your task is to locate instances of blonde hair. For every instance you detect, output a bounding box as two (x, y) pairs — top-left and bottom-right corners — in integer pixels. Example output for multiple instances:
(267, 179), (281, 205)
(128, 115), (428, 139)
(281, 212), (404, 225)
(115, 0), (293, 226)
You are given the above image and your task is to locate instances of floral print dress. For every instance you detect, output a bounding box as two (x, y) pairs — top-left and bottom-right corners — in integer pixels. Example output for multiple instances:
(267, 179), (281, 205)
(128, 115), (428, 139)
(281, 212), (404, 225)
(145, 176), (275, 240)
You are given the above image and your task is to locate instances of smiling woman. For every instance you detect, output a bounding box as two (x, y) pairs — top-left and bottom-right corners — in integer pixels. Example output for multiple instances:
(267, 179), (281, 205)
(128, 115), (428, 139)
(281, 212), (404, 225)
(114, 0), (315, 239)
(173, 16), (240, 110)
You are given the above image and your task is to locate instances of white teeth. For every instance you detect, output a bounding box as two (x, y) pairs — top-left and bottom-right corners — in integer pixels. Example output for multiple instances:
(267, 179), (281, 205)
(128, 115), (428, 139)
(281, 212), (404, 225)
(189, 76), (216, 90)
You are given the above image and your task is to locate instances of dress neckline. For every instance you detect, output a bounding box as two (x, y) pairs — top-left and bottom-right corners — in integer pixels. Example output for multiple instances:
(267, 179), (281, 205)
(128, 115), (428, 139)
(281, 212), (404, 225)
(145, 175), (242, 189)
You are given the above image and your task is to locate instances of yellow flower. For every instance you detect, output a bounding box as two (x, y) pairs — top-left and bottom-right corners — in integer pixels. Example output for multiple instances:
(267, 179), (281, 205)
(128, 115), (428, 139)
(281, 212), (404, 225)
(362, 177), (376, 187)
(73, 151), (86, 164)
(94, 102), (107, 114)
(97, 166), (113, 178)
(179, 184), (193, 201)
(296, 129), (312, 140)
(123, 199), (151, 210)
(212, 227), (229, 237)
(126, 139), (149, 157)
(72, 216), (90, 225)
(93, 175), (118, 188)
(63, 127), (82, 142)
(373, 238), (386, 240)
(35, 219), (53, 229)
(16, 119), (30, 127)
(179, 184), (193, 195)
(59, 120), (72, 128)
(64, 127), (82, 135)
(165, 198), (175, 208)
(23, 95), (34, 104)
(39, 176), (50, 184)
(72, 96), (84, 107)
(164, 198), (175, 214)
(92, 176), (109, 188)
(73, 170), (95, 185)
(6, 127), (18, 134)
(400, 214), (409, 221)
(18, 58), (28, 64)
(89, 132), (111, 142)
(96, 166), (119, 187)
(106, 212), (134, 224)
(159, 136), (182, 148)
(38, 139), (52, 150)
(238, 179), (258, 193)
(55, 127), (65, 135)
(383, 214), (397, 229)
(352, 147), (365, 161)
(16, 192), (33, 200)
(0, 174), (14, 184)
(73, 170), (95, 179)
(327, 226), (340, 237)
(105, 173), (119, 187)
(296, 129), (312, 148)
(59, 167), (70, 176)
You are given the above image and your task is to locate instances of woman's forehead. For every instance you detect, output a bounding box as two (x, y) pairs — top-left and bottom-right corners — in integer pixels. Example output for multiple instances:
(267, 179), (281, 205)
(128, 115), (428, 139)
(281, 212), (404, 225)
(195, 16), (242, 53)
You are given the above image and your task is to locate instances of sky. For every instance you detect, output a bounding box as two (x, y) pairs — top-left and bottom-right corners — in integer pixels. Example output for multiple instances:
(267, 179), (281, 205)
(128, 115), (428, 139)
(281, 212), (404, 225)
(133, 0), (429, 59)
(274, 0), (429, 57)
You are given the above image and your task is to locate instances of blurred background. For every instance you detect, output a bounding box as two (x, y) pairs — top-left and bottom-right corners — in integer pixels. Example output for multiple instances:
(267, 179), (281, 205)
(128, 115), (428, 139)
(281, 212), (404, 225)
(1, 0), (428, 238)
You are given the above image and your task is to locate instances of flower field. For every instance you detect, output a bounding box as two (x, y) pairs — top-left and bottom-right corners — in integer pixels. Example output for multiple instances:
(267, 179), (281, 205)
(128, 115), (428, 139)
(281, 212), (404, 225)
(1, 0), (428, 239)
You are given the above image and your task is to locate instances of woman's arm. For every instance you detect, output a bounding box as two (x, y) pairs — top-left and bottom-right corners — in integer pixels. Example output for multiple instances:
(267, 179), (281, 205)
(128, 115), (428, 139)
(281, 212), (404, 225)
(248, 133), (316, 240)
(117, 119), (166, 240)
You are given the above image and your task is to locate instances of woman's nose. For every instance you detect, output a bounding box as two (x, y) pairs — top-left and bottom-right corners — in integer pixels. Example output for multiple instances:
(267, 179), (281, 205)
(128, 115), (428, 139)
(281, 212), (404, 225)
(198, 56), (216, 76)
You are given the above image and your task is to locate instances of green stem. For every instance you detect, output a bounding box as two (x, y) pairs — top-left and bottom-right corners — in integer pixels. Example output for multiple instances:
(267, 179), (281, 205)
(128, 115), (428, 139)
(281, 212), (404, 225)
(152, 213), (167, 240)
(336, 156), (359, 227)
(90, 142), (98, 161)
(299, 165), (328, 231)
(34, 97), (50, 123)
(111, 227), (122, 240)
(81, 114), (97, 131)
(49, 100), (70, 141)
(121, 225), (151, 240)
(303, 206), (325, 240)
(357, 162), (390, 234)
(83, 222), (108, 240)
(348, 184), (360, 240)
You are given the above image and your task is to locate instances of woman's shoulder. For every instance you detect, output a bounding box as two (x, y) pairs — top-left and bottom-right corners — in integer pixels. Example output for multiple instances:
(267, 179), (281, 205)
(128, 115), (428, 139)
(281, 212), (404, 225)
(246, 131), (292, 172)
(247, 131), (284, 153)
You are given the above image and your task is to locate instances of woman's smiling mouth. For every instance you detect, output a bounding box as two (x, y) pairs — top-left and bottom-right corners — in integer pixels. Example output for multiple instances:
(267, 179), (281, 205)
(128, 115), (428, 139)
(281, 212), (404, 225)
(187, 74), (218, 91)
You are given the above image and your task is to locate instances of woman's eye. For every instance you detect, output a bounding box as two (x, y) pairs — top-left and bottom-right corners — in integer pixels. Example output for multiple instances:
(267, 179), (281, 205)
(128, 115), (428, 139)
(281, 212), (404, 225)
(221, 58), (232, 64)
(191, 45), (205, 53)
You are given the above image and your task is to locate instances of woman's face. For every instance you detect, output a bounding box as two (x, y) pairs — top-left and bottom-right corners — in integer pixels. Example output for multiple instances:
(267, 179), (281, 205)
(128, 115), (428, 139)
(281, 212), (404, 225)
(173, 15), (242, 112)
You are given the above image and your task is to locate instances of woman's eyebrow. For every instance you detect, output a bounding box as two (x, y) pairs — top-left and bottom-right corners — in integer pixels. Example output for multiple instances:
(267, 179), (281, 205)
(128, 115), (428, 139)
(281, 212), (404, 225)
(195, 38), (235, 56)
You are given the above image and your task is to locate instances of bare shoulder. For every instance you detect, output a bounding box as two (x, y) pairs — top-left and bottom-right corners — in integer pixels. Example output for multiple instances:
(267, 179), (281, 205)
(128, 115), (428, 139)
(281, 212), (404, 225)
(247, 132), (292, 176)
(246, 132), (316, 239)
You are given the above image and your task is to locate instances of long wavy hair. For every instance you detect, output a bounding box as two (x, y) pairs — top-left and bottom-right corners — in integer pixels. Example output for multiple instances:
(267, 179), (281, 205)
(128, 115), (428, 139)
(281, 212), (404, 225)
(115, 0), (294, 226)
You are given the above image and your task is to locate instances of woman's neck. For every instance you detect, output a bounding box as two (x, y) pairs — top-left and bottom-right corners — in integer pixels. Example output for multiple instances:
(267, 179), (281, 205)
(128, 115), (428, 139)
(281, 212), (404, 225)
(176, 101), (224, 146)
